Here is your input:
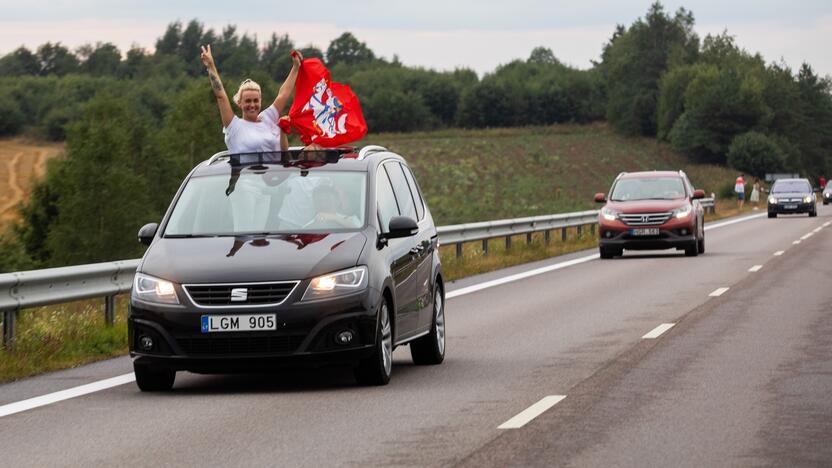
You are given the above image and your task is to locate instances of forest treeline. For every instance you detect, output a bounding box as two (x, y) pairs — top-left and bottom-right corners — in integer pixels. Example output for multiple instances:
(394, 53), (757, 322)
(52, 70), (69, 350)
(1, 2), (831, 272)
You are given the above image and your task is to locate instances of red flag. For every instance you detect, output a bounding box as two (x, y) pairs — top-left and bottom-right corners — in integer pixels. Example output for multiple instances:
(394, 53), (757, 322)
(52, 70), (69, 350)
(279, 59), (367, 147)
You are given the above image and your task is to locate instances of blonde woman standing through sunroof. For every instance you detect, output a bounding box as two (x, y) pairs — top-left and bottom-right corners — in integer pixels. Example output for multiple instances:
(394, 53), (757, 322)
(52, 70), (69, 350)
(200, 44), (303, 153)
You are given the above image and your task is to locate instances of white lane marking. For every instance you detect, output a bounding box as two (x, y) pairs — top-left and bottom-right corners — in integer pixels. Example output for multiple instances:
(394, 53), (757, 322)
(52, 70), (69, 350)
(813, 227), (822, 233)
(801, 233), (813, 240)
(498, 395), (567, 429)
(709, 287), (730, 297)
(704, 213), (766, 231)
(793, 240), (801, 245)
(774, 250), (785, 256)
(749, 265), (763, 272)
(0, 373), (135, 418)
(642, 323), (675, 339)
(447, 254), (598, 299)
(824, 221), (831, 227)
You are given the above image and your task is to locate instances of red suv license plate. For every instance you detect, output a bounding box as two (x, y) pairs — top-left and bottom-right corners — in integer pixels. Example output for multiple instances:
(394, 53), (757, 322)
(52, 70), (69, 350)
(630, 228), (660, 236)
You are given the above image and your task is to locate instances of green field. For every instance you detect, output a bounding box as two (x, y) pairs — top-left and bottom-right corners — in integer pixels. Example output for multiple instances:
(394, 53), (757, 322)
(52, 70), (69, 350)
(362, 123), (738, 226)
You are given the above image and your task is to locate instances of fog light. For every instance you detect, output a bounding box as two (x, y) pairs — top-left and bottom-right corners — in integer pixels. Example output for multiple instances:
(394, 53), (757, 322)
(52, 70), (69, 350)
(680, 228), (688, 235)
(335, 330), (354, 345)
(139, 335), (154, 351)
(605, 231), (613, 238)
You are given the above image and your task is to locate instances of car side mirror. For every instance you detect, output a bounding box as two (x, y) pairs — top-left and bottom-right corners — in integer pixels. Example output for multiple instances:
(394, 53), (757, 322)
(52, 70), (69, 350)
(594, 193), (607, 203)
(138, 223), (159, 246)
(692, 189), (705, 200)
(386, 216), (418, 239)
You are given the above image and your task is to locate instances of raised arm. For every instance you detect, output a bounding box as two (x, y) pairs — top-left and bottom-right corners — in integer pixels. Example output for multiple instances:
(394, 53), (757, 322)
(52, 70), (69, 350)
(274, 50), (303, 115)
(200, 45), (234, 128)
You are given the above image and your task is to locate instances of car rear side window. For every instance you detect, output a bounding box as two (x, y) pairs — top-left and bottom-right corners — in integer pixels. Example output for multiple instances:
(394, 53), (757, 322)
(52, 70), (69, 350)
(401, 164), (425, 221)
(384, 162), (418, 221)
(377, 167), (400, 232)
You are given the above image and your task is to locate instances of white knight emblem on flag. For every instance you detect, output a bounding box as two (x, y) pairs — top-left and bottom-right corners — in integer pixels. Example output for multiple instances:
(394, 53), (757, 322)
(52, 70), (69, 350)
(303, 78), (349, 139)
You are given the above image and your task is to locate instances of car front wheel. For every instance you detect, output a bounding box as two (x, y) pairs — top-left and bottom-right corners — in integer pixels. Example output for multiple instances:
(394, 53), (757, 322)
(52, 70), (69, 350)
(410, 284), (445, 365)
(354, 298), (392, 386)
(134, 363), (175, 392)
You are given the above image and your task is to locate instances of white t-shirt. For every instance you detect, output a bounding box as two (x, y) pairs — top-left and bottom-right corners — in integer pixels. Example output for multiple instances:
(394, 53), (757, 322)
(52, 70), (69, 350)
(223, 105), (282, 153)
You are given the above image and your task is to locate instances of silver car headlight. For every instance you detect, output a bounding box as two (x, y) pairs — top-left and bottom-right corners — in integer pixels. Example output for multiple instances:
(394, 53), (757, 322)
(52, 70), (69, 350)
(804, 195), (814, 203)
(673, 204), (692, 219)
(302, 266), (368, 301)
(601, 207), (619, 221)
(132, 273), (180, 304)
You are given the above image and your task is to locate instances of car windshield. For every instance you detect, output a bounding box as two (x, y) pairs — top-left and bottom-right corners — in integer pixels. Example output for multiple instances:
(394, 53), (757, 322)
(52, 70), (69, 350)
(610, 177), (686, 201)
(165, 169), (367, 236)
(772, 181), (811, 193)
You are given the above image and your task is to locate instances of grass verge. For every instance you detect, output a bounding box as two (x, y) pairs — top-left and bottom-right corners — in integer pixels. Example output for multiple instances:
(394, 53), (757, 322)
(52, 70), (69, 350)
(0, 296), (129, 384)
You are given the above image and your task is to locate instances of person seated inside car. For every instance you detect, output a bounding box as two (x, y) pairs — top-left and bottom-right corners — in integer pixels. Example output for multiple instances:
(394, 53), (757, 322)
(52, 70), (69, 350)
(307, 185), (360, 229)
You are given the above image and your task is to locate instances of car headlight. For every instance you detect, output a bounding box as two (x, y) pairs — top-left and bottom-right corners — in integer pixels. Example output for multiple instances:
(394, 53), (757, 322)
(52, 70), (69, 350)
(132, 273), (180, 304)
(601, 207), (619, 221)
(804, 195), (814, 203)
(673, 204), (692, 219)
(768, 196), (778, 204)
(302, 266), (368, 301)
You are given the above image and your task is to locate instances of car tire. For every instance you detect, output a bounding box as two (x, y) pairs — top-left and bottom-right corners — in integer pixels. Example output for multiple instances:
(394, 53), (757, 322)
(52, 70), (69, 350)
(410, 284), (446, 365)
(599, 246), (614, 259)
(354, 298), (392, 386)
(809, 209), (817, 217)
(697, 236), (705, 254)
(134, 363), (175, 392)
(684, 238), (698, 257)
(768, 212), (777, 218)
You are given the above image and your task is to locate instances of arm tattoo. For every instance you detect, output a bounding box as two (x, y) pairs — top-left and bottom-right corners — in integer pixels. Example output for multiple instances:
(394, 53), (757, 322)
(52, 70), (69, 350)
(208, 71), (224, 95)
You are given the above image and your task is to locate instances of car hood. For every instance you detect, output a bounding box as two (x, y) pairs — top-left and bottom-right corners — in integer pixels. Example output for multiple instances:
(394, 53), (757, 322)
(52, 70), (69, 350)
(140, 232), (368, 284)
(605, 199), (688, 213)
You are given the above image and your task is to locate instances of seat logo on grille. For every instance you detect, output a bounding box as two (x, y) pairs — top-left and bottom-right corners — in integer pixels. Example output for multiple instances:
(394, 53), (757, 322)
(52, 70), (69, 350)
(230, 288), (248, 302)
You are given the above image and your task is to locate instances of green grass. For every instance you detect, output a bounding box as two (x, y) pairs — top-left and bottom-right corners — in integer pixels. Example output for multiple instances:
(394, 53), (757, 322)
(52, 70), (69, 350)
(0, 297), (129, 383)
(0, 124), (749, 382)
(361, 123), (740, 226)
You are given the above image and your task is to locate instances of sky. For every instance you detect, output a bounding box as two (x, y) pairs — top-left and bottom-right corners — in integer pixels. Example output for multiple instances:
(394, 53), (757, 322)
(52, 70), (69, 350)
(1, 0), (830, 77)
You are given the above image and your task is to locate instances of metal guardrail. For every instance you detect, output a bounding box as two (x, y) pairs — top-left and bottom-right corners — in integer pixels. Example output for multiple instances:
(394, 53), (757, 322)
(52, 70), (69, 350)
(0, 199), (715, 348)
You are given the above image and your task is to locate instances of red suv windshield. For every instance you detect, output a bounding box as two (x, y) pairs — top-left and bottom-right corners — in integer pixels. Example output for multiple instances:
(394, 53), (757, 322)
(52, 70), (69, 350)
(610, 177), (686, 201)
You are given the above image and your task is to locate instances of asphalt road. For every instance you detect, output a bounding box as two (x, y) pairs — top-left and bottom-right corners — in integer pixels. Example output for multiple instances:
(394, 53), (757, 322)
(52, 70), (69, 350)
(1, 205), (830, 467)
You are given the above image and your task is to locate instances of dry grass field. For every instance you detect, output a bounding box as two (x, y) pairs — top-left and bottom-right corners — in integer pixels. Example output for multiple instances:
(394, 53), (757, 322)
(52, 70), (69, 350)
(0, 138), (64, 225)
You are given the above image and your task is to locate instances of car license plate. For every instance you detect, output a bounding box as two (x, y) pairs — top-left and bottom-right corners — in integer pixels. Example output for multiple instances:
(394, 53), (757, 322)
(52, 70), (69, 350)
(200, 314), (276, 333)
(630, 228), (660, 236)
(783, 204), (798, 209)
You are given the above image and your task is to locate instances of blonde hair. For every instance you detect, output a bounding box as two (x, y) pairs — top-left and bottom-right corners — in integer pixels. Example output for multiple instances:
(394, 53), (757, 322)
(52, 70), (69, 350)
(232, 79), (261, 107)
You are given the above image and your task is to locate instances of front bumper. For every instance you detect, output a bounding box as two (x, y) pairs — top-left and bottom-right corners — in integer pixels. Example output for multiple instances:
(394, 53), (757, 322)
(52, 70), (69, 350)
(599, 216), (697, 251)
(768, 202), (814, 214)
(129, 288), (380, 372)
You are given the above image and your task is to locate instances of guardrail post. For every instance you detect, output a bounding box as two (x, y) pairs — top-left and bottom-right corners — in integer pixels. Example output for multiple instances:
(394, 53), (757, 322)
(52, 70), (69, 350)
(526, 233), (532, 245)
(577, 225), (583, 238)
(104, 295), (115, 326)
(455, 243), (463, 258)
(505, 236), (512, 250)
(544, 230), (550, 245)
(561, 228), (567, 241)
(2, 310), (15, 350)
(482, 239), (488, 255)
(590, 224), (596, 236)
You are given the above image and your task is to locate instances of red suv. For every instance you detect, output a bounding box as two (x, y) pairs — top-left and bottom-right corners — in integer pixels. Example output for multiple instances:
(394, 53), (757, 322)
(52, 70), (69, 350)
(595, 171), (706, 259)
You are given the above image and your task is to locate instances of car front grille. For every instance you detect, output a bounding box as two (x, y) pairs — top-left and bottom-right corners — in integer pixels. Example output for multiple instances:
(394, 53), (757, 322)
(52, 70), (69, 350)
(619, 212), (672, 226)
(184, 281), (299, 307)
(176, 334), (306, 355)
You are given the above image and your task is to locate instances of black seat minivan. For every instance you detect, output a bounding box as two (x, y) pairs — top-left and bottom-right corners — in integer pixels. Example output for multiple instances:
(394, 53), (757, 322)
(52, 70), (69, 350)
(129, 146), (445, 390)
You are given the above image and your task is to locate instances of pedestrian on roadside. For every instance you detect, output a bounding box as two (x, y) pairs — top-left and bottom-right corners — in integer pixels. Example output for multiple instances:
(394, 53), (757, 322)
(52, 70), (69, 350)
(735, 174), (746, 209)
(820, 175), (827, 190)
(750, 178), (761, 208)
